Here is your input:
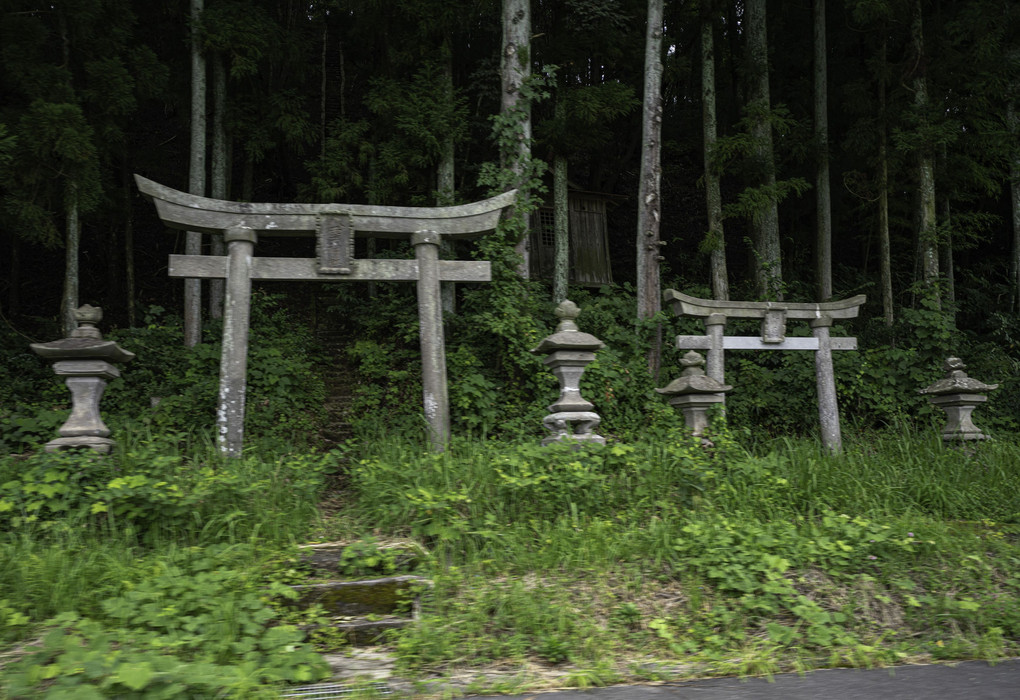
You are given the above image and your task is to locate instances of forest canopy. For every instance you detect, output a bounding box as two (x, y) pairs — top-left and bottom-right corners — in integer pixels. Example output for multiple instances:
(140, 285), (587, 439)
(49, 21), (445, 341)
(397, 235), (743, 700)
(0, 0), (1018, 339)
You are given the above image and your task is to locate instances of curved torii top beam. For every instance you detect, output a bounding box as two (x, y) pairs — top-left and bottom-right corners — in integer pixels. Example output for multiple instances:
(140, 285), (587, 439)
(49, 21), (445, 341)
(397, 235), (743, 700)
(663, 289), (867, 320)
(134, 175), (518, 239)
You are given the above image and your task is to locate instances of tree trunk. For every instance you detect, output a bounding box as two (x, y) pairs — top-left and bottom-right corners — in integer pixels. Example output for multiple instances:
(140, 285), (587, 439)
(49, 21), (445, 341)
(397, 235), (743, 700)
(814, 0), (832, 301)
(1008, 99), (1020, 313)
(61, 182), (80, 337)
(185, 0), (206, 346)
(122, 157), (136, 327)
(7, 236), (19, 319)
(878, 33), (894, 326)
(501, 0), (532, 278)
(552, 89), (569, 303)
(209, 52), (228, 320)
(940, 198), (954, 311)
(638, 0), (664, 377)
(320, 21), (328, 157)
(938, 143), (954, 318)
(553, 153), (569, 303)
(701, 2), (728, 301)
(106, 205), (120, 319)
(911, 0), (939, 307)
(746, 0), (782, 300)
(439, 45), (457, 316)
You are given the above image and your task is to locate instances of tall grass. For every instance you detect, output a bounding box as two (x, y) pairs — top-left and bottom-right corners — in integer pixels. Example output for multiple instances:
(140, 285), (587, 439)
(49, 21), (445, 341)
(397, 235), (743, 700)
(4, 425), (1019, 689)
(763, 429), (1020, 521)
(339, 426), (1020, 571)
(338, 428), (1020, 673)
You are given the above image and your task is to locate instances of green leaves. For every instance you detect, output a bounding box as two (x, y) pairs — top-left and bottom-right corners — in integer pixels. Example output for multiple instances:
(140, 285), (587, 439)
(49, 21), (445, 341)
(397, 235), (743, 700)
(2, 545), (330, 696)
(115, 661), (155, 691)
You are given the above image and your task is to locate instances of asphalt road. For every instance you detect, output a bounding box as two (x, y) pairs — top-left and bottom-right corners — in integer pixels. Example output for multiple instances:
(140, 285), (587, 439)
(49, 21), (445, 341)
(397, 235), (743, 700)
(466, 660), (1020, 700)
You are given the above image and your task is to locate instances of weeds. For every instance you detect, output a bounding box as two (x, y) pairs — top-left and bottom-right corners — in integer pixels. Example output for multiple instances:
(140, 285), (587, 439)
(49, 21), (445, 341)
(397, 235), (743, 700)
(2, 427), (1020, 696)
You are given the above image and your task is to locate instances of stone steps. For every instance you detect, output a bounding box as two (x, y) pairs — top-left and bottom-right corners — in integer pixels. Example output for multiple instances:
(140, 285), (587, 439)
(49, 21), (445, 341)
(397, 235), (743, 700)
(310, 291), (358, 446)
(292, 541), (429, 647)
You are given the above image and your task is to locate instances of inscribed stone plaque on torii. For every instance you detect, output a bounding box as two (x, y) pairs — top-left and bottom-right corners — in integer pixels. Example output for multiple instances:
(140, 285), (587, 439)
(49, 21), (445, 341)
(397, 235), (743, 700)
(136, 175), (516, 455)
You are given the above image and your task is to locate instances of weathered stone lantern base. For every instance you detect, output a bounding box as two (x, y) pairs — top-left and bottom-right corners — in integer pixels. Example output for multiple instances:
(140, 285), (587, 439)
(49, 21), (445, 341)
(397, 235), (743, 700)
(541, 411), (606, 446)
(667, 393), (726, 437)
(929, 394), (990, 441)
(45, 436), (115, 454)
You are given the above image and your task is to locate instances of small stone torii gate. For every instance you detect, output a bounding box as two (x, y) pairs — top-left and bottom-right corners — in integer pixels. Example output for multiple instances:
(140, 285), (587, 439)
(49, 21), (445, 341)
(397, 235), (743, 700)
(664, 290), (866, 451)
(136, 175), (515, 455)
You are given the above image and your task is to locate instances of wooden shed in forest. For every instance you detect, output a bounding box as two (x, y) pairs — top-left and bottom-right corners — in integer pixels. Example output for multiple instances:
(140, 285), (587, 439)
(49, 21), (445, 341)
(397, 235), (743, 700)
(528, 190), (617, 287)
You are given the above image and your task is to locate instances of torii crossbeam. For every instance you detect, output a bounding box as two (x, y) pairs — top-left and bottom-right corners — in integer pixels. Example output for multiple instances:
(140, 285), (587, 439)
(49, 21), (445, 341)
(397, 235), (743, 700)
(136, 175), (515, 455)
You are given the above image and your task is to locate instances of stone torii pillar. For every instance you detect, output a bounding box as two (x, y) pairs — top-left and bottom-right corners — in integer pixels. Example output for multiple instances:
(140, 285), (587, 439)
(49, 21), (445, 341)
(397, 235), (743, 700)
(136, 176), (515, 455)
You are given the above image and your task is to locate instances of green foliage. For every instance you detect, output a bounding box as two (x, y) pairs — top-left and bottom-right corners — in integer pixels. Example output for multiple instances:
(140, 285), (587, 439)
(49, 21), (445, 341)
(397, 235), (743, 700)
(0, 292), (326, 454)
(200, 0), (278, 78)
(0, 437), (339, 540)
(721, 178), (812, 224)
(335, 536), (414, 578)
(5, 546), (329, 698)
(347, 430), (730, 555)
(0, 122), (16, 167)
(447, 345), (503, 436)
(671, 509), (926, 651)
(341, 429), (1020, 673)
(1, 99), (101, 246)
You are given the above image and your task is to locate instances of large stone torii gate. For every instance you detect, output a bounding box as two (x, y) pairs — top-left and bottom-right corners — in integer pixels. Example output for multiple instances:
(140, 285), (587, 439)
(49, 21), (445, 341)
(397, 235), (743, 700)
(136, 175), (515, 455)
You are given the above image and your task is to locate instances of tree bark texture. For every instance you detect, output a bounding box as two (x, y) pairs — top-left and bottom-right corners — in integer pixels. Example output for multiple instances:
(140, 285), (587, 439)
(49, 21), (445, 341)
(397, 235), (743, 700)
(1008, 99), (1020, 313)
(185, 0), (206, 346)
(638, 0), (664, 377)
(701, 4), (728, 301)
(878, 34), (894, 327)
(61, 183), (80, 337)
(746, 0), (782, 300)
(553, 153), (569, 303)
(209, 53), (228, 320)
(123, 158), (136, 327)
(814, 0), (832, 301)
(911, 0), (939, 306)
(501, 0), (532, 278)
(439, 48), (457, 316)
(938, 144), (955, 315)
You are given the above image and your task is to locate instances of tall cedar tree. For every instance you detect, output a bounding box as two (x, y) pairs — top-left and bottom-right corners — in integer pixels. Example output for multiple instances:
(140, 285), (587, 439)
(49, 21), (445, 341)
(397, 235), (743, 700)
(637, 0), (664, 376)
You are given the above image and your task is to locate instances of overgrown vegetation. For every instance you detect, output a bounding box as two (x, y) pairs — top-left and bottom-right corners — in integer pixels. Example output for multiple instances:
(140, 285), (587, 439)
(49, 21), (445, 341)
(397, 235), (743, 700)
(2, 286), (1020, 697)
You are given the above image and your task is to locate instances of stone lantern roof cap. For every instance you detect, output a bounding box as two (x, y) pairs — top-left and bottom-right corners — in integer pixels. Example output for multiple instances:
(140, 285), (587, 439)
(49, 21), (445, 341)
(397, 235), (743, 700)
(531, 300), (605, 353)
(31, 338), (136, 363)
(30, 305), (135, 363)
(919, 357), (997, 395)
(656, 350), (732, 395)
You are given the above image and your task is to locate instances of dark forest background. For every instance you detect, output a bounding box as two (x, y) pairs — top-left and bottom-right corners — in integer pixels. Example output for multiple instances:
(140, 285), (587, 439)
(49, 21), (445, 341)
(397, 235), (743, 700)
(2, 0), (1019, 442)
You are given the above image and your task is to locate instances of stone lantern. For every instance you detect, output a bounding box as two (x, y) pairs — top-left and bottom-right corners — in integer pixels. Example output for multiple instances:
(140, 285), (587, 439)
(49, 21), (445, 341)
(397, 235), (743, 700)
(656, 350), (732, 437)
(920, 357), (998, 442)
(531, 300), (605, 446)
(30, 305), (135, 454)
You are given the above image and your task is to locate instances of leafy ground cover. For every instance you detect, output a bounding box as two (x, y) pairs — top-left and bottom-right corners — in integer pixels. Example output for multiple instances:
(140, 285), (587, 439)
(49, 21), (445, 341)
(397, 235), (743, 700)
(1, 422), (1018, 698)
